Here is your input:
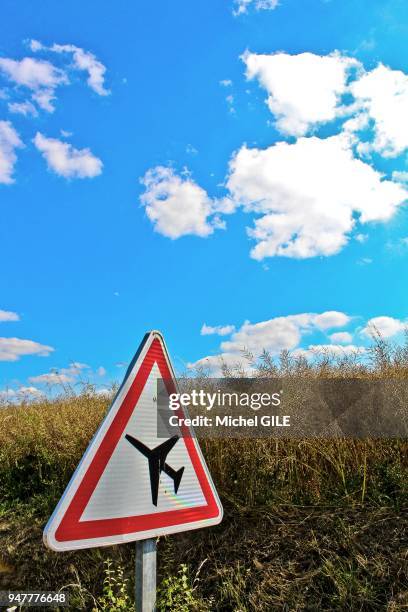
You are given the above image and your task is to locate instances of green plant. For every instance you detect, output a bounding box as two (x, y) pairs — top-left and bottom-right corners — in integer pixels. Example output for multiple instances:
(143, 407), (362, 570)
(157, 563), (204, 612)
(92, 559), (131, 611)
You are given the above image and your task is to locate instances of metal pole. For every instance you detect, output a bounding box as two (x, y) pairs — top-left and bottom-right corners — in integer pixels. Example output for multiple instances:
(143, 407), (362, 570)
(135, 538), (157, 612)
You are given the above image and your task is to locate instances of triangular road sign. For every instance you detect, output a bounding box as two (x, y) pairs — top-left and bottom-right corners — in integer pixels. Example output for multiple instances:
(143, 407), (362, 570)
(44, 331), (223, 551)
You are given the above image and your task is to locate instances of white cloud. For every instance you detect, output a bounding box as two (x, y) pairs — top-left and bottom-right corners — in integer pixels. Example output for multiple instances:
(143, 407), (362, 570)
(0, 388), (15, 400)
(392, 171), (408, 184)
(141, 130), (408, 261)
(29, 40), (43, 52)
(31, 89), (57, 112)
(186, 143), (198, 155)
(97, 366), (106, 377)
(351, 64), (408, 157)
(61, 362), (89, 377)
(187, 352), (251, 376)
(0, 56), (67, 112)
(293, 344), (364, 359)
(242, 51), (408, 158)
(329, 331), (353, 344)
(16, 386), (45, 399)
(28, 361), (89, 385)
(361, 316), (406, 338)
(313, 311), (351, 330)
(140, 52), (408, 261)
(141, 136), (407, 260)
(226, 134), (407, 259)
(342, 112), (369, 134)
(201, 323), (235, 336)
(220, 317), (303, 355)
(357, 257), (372, 265)
(220, 79), (232, 87)
(0, 309), (19, 322)
(41, 42), (109, 96)
(0, 121), (23, 184)
(0, 41), (108, 121)
(243, 51), (358, 136)
(386, 236), (408, 253)
(0, 338), (54, 361)
(8, 100), (38, 116)
(69, 361), (89, 369)
(140, 166), (224, 238)
(0, 56), (67, 90)
(226, 94), (235, 113)
(29, 372), (73, 384)
(190, 310), (353, 372)
(95, 387), (113, 397)
(233, 0), (279, 16)
(220, 311), (350, 354)
(33, 132), (103, 179)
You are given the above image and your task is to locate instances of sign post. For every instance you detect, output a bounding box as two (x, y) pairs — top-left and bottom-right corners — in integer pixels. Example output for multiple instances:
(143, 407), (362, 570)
(135, 538), (156, 612)
(44, 330), (223, 608)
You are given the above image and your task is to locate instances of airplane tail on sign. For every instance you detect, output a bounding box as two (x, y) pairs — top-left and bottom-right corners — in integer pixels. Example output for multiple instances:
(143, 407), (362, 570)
(166, 465), (184, 494)
(43, 330), (223, 551)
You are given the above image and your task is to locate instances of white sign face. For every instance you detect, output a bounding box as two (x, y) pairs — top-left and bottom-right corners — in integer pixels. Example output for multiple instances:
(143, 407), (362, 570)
(43, 331), (223, 551)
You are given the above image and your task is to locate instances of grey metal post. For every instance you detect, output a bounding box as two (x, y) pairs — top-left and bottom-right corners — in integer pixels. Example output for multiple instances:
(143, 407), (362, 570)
(135, 538), (157, 612)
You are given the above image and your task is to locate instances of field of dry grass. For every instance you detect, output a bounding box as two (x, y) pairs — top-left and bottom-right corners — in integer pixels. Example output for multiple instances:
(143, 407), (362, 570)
(0, 337), (407, 610)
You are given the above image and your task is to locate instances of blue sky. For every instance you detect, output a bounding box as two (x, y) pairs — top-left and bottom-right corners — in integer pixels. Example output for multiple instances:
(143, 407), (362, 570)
(1, 0), (408, 397)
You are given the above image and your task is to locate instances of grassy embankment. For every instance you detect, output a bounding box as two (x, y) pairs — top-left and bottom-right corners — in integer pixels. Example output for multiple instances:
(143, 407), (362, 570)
(0, 337), (407, 610)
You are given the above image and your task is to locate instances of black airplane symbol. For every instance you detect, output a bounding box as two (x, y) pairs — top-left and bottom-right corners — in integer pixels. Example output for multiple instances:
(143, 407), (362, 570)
(125, 434), (185, 506)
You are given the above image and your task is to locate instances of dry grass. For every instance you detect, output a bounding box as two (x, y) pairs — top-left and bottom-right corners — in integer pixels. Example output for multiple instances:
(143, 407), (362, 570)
(0, 336), (407, 610)
(0, 393), (107, 512)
